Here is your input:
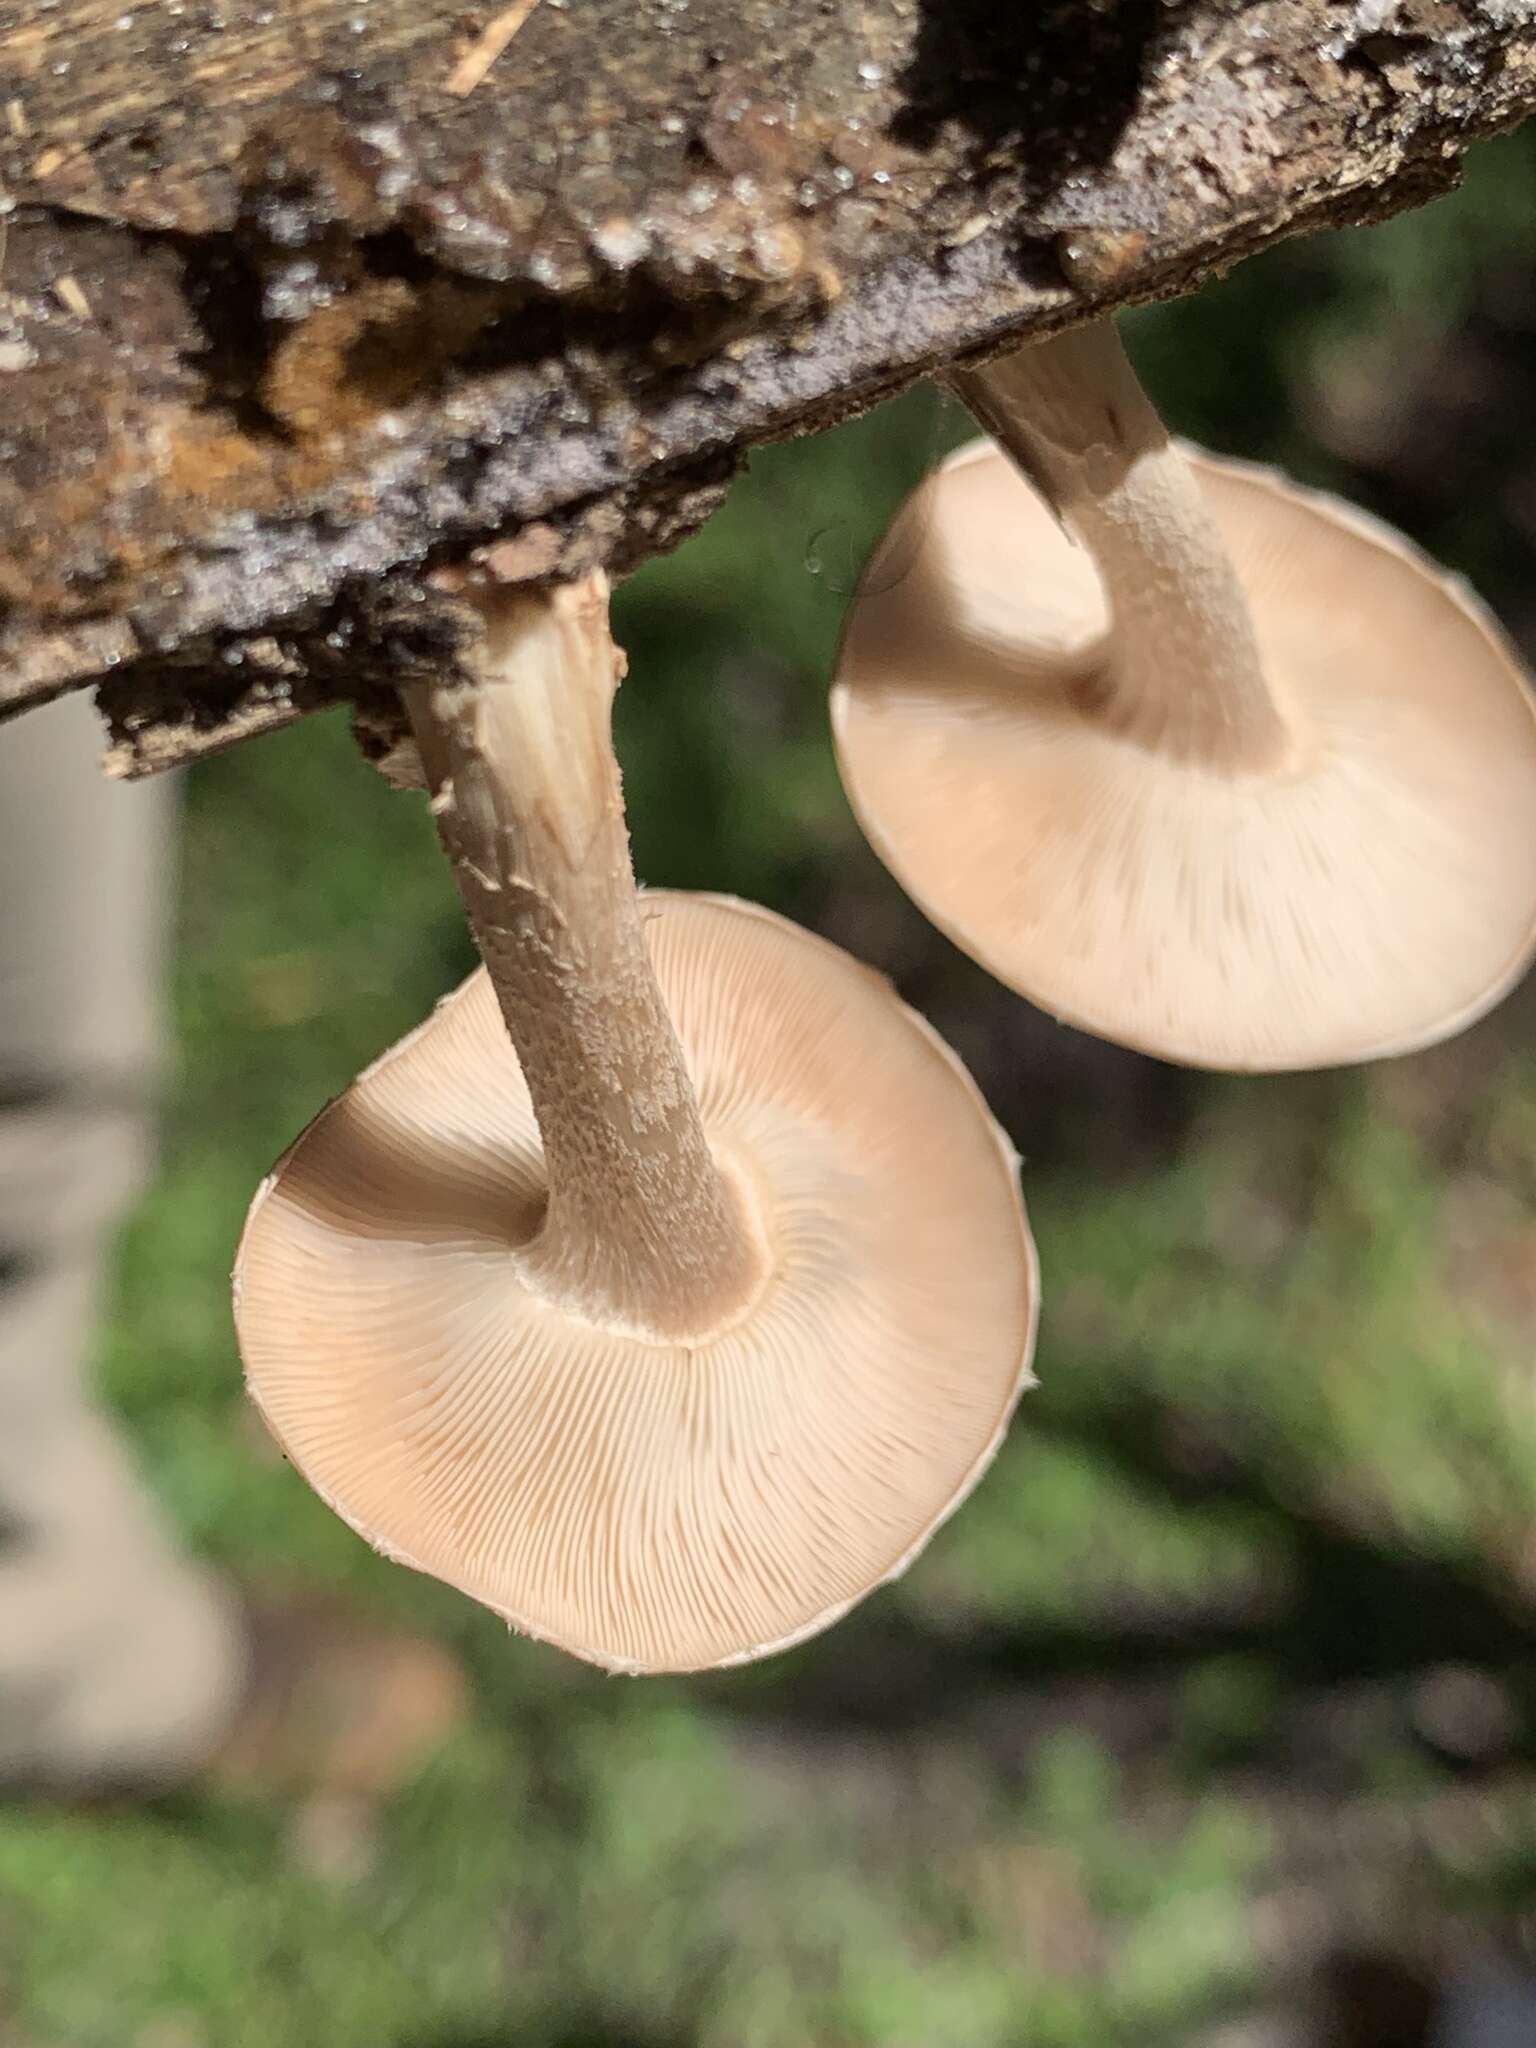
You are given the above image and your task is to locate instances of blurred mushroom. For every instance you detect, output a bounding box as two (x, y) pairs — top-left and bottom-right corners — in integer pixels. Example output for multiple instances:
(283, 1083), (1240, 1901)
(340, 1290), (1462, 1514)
(235, 571), (1037, 1673)
(831, 320), (1536, 1071)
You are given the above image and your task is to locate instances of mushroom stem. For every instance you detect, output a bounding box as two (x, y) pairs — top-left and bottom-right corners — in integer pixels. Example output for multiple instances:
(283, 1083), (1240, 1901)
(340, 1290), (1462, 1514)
(406, 571), (763, 1343)
(950, 321), (1293, 771)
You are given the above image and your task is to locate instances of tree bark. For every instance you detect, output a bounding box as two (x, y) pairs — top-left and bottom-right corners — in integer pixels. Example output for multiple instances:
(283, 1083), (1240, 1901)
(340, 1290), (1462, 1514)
(1, 0), (1533, 771)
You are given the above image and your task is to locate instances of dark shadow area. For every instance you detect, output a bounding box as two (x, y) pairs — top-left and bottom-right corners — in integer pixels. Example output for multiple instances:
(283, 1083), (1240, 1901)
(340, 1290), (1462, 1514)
(892, 0), (1174, 190)
(918, 957), (1206, 1182)
(1323, 1947), (1439, 2048)
(1049, 1385), (1536, 1695)
(699, 1388), (1536, 1767)
(408, 2020), (693, 2048)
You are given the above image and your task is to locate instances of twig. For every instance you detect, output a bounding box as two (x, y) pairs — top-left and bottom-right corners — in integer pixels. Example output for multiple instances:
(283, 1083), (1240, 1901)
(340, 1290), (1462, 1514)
(446, 0), (543, 97)
(53, 274), (92, 320)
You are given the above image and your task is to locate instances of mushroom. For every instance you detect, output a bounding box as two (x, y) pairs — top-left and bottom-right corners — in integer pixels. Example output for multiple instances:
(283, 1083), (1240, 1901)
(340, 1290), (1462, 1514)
(831, 320), (1536, 1071)
(234, 570), (1036, 1673)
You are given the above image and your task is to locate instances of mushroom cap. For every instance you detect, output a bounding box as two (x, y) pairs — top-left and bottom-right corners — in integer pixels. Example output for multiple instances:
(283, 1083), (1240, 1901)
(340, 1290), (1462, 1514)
(234, 892), (1036, 1674)
(831, 439), (1536, 1071)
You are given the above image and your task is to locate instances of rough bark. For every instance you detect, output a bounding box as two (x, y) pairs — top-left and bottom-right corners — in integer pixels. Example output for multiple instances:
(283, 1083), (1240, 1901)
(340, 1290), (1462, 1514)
(0, 0), (1533, 771)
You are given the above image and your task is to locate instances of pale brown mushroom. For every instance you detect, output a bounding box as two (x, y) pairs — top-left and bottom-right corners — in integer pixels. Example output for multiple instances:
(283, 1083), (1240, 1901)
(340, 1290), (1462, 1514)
(832, 320), (1536, 1071)
(234, 571), (1036, 1673)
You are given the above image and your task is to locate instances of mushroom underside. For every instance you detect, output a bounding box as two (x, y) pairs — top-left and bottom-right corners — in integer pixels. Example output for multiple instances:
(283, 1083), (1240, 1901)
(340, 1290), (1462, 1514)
(235, 891), (1037, 1673)
(833, 443), (1536, 1070)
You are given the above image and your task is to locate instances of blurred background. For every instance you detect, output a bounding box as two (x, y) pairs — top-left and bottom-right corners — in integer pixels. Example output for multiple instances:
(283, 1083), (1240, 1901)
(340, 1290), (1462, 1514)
(5, 124), (1536, 2048)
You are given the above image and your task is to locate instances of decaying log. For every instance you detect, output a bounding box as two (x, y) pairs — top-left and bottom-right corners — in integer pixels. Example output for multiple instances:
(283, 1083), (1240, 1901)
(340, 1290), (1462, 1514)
(1, 0), (1533, 771)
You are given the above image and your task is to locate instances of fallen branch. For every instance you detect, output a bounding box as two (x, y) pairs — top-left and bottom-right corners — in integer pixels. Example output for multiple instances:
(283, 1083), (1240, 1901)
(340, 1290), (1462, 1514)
(0, 0), (1532, 770)
(445, 0), (543, 98)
